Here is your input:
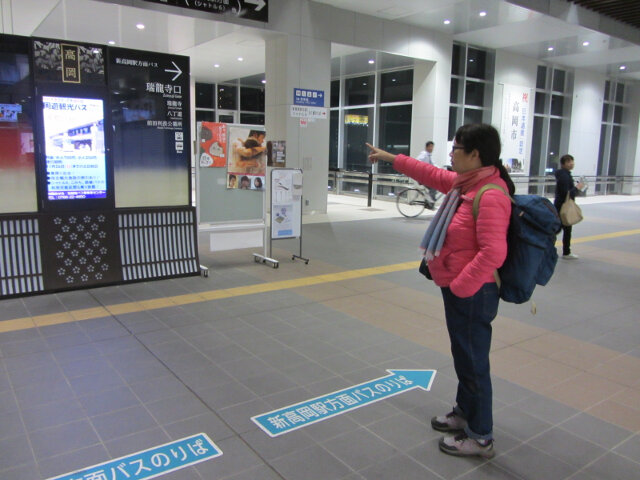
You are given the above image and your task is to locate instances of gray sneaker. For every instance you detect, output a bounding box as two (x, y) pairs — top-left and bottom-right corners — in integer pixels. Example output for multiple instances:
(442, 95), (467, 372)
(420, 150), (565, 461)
(431, 410), (468, 432)
(439, 433), (495, 459)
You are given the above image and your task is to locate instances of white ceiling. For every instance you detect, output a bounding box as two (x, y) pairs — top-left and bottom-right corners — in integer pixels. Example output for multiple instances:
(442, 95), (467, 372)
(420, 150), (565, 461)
(3, 0), (640, 83)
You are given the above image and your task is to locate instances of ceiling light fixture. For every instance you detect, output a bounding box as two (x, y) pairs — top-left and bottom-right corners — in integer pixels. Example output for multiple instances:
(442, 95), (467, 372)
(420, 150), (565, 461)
(213, 64), (220, 68)
(237, 57), (244, 61)
(479, 11), (487, 17)
(582, 41), (590, 46)
(444, 19), (451, 25)
(547, 46), (554, 52)
(620, 65), (627, 70)
(108, 41), (115, 45)
(368, 59), (375, 64)
(136, 23), (145, 30)
(261, 79), (266, 84)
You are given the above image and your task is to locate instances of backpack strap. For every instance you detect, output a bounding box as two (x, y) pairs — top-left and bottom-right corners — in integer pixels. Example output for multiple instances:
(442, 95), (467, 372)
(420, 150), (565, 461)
(471, 183), (510, 288)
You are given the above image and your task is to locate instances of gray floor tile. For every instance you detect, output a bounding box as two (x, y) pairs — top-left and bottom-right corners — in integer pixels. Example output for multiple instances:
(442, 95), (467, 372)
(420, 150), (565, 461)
(456, 463), (526, 480)
(198, 380), (257, 410)
(223, 464), (284, 480)
(67, 367), (126, 396)
(358, 453), (442, 480)
(194, 435), (264, 478)
(29, 420), (100, 460)
(322, 427), (399, 471)
(103, 427), (171, 458)
(164, 412), (234, 442)
(90, 405), (158, 442)
(493, 444), (576, 480)
(493, 405), (553, 441)
(217, 397), (273, 434)
(528, 427), (607, 468)
(21, 398), (86, 432)
(14, 381), (76, 409)
(145, 393), (210, 425)
(44, 331), (92, 350)
(37, 444), (109, 480)
(512, 393), (580, 425)
(0, 463), (40, 480)
(614, 434), (640, 462)
(271, 444), (352, 480)
(2, 350), (55, 373)
(78, 385), (140, 416)
(1, 337), (49, 357)
(559, 412), (632, 449)
(0, 411), (26, 440)
(129, 374), (192, 403)
(367, 412), (436, 451)
(582, 452), (640, 479)
(408, 437), (487, 479)
(241, 427), (314, 461)
(0, 435), (34, 471)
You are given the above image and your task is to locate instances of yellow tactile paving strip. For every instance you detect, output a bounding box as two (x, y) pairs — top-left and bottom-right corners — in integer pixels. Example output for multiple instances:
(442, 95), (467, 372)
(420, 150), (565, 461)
(1, 228), (640, 432)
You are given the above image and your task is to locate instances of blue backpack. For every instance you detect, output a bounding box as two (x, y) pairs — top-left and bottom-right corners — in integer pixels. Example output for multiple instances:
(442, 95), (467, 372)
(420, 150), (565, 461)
(473, 184), (562, 305)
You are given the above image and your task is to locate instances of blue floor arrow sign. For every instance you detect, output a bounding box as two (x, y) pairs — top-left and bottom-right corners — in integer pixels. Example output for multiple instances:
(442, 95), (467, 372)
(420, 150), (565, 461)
(252, 369), (436, 437)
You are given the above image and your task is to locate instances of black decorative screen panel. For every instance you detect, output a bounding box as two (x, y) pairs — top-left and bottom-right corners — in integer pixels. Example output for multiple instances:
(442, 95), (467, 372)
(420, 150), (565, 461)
(0, 217), (44, 296)
(118, 209), (198, 281)
(40, 212), (121, 290)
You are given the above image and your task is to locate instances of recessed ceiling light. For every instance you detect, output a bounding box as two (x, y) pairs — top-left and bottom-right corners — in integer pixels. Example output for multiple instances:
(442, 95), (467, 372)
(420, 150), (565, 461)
(391, 78), (396, 82)
(237, 57), (243, 61)
(444, 19), (451, 25)
(547, 46), (554, 52)
(92, 48), (100, 54)
(479, 11), (487, 17)
(363, 82), (367, 86)
(213, 64), (220, 68)
(582, 41), (590, 46)
(368, 59), (375, 64)
(136, 23), (145, 30)
(620, 65), (627, 70)
(261, 79), (266, 84)
(108, 41), (116, 45)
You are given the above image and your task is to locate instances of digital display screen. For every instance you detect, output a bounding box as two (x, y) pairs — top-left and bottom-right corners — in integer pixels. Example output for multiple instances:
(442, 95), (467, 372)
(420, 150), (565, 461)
(42, 95), (107, 200)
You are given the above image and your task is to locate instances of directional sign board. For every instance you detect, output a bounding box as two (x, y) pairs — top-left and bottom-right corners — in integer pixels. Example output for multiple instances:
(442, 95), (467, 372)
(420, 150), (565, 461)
(143, 0), (268, 22)
(252, 369), (436, 437)
(47, 433), (221, 480)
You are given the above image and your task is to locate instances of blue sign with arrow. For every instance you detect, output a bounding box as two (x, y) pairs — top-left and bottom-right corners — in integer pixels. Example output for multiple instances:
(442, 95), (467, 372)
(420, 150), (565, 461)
(252, 369), (436, 437)
(47, 433), (222, 480)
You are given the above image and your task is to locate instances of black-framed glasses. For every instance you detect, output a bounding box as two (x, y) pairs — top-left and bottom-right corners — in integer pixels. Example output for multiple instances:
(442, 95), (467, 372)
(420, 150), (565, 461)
(451, 145), (465, 153)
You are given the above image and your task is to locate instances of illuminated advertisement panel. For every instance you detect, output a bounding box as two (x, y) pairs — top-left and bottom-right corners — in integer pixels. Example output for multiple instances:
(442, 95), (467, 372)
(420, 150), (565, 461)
(42, 95), (107, 200)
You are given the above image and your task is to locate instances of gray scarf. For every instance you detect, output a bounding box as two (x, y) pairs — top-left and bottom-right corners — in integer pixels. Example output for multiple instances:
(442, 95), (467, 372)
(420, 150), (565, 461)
(419, 189), (461, 260)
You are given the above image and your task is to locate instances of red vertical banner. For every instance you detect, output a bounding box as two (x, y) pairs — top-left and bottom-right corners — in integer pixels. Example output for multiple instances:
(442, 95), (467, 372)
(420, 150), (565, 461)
(198, 122), (227, 167)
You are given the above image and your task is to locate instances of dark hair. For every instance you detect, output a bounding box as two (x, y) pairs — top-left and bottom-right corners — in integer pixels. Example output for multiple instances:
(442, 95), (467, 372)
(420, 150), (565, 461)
(560, 154), (574, 166)
(254, 177), (263, 188)
(248, 130), (265, 138)
(228, 174), (236, 181)
(454, 123), (515, 195)
(426, 141), (434, 148)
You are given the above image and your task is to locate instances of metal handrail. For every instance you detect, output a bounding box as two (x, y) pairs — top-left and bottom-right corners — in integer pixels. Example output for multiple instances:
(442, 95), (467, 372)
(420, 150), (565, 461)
(328, 170), (640, 205)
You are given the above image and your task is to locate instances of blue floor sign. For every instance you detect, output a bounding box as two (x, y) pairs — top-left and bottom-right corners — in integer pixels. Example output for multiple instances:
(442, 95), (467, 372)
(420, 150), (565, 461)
(252, 369), (436, 437)
(47, 433), (222, 480)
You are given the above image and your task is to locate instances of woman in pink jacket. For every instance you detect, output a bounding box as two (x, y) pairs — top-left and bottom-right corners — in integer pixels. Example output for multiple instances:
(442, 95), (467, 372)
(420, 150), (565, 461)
(367, 123), (513, 458)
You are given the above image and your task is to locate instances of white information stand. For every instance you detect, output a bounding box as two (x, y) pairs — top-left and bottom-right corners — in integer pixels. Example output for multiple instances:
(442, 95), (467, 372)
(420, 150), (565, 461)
(253, 168), (308, 268)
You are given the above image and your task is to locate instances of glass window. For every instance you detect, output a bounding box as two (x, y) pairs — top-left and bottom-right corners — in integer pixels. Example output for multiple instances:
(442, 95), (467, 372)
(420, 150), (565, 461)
(377, 105), (412, 174)
(535, 92), (547, 114)
(536, 66), (547, 90)
(196, 82), (214, 109)
(552, 69), (565, 93)
(331, 80), (340, 108)
(380, 70), (413, 103)
(463, 108), (483, 125)
(451, 44), (464, 76)
(450, 78), (461, 103)
(329, 110), (339, 169)
(345, 75), (374, 106)
(613, 105), (623, 124)
(466, 48), (487, 79)
(609, 125), (620, 176)
(240, 86), (264, 112)
(602, 103), (610, 122)
(240, 113), (264, 125)
(344, 107), (373, 171)
(548, 118), (562, 165)
(0, 39), (37, 213)
(217, 84), (237, 110)
(604, 81), (611, 101)
(464, 81), (485, 107)
(597, 124), (607, 176)
(448, 106), (459, 140)
(195, 110), (214, 122)
(550, 95), (564, 116)
(615, 83), (625, 103)
(530, 116), (543, 176)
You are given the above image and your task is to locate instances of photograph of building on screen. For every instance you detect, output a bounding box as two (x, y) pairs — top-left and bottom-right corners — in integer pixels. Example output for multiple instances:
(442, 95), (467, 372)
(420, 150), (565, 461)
(42, 95), (107, 200)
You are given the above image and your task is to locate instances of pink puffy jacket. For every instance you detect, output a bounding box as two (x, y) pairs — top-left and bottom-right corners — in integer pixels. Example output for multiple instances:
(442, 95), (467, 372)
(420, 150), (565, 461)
(394, 154), (511, 298)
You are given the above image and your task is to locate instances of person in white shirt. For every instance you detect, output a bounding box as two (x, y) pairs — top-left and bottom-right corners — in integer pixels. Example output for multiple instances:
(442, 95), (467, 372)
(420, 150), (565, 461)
(416, 141), (438, 204)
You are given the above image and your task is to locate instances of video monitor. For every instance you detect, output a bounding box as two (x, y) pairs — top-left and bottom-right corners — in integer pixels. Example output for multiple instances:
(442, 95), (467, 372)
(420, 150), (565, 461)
(41, 95), (107, 200)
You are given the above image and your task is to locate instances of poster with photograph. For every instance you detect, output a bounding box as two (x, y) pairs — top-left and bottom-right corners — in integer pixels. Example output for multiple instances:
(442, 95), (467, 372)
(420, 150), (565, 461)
(227, 126), (266, 190)
(267, 140), (286, 167)
(198, 122), (227, 167)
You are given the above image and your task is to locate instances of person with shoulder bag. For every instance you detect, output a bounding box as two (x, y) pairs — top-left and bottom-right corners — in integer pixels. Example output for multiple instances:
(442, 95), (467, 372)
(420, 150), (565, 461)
(366, 124), (513, 459)
(554, 154), (584, 260)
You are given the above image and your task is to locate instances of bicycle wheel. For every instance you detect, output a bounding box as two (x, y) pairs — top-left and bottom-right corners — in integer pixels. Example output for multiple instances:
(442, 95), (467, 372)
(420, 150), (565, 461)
(396, 188), (427, 217)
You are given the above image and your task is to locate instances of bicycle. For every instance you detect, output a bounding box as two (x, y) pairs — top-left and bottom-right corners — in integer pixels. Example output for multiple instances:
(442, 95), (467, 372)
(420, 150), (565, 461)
(396, 185), (441, 217)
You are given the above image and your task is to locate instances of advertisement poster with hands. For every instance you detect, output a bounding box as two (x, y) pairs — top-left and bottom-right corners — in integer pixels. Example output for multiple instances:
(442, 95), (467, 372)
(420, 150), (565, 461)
(227, 126), (266, 190)
(198, 122), (227, 168)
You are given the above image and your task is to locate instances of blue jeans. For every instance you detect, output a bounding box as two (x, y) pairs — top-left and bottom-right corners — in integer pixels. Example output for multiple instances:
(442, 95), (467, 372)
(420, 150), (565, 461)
(441, 283), (499, 441)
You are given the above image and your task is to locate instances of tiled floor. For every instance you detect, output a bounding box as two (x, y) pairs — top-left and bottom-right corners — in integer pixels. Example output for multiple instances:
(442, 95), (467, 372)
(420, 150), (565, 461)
(1, 194), (640, 479)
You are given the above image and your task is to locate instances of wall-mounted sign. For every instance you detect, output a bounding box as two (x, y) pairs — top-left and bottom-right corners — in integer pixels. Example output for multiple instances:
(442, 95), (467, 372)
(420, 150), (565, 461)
(42, 95), (107, 201)
(290, 105), (327, 119)
(143, 0), (268, 22)
(32, 39), (104, 86)
(293, 88), (324, 107)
